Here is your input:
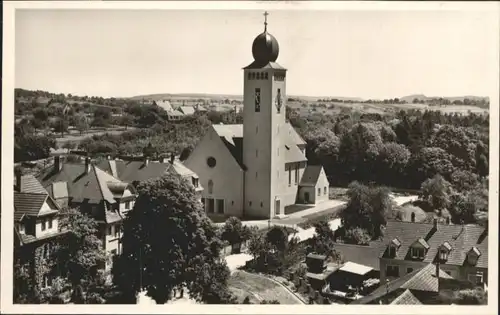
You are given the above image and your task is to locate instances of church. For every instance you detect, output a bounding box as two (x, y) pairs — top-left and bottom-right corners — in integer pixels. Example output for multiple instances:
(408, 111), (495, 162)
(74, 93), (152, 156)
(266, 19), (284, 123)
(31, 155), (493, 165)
(185, 13), (330, 219)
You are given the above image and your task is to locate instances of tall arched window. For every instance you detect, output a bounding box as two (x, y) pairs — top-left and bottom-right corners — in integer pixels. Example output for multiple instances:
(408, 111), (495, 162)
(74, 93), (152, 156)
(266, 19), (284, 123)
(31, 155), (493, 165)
(208, 180), (214, 194)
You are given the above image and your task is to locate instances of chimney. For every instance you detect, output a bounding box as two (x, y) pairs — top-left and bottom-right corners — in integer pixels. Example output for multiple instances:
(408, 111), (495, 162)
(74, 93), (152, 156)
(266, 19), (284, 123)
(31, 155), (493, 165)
(436, 262), (441, 292)
(85, 157), (91, 174)
(54, 155), (63, 172)
(170, 153), (175, 164)
(144, 156), (149, 166)
(433, 218), (438, 230)
(15, 168), (22, 192)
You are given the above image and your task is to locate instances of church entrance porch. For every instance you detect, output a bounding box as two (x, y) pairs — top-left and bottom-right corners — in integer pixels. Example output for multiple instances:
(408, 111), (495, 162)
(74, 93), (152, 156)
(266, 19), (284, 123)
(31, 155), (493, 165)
(304, 192), (310, 203)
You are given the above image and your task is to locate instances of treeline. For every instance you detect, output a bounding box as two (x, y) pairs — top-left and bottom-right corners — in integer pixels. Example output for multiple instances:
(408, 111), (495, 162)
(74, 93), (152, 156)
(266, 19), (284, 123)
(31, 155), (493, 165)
(412, 97), (489, 108)
(288, 107), (489, 191)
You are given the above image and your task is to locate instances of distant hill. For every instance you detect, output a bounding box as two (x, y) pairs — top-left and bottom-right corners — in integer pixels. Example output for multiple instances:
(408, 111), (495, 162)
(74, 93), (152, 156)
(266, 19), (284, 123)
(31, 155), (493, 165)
(400, 94), (489, 103)
(130, 93), (363, 103)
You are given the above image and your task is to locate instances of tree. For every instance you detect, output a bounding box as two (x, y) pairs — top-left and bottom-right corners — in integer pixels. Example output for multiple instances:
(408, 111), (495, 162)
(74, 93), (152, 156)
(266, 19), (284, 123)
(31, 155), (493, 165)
(53, 208), (107, 290)
(265, 226), (288, 253)
(221, 217), (252, 254)
(310, 221), (338, 258)
(420, 174), (453, 211)
(14, 134), (56, 162)
(114, 173), (231, 304)
(453, 288), (487, 305)
(75, 115), (89, 135)
(340, 182), (392, 239)
(343, 227), (372, 245)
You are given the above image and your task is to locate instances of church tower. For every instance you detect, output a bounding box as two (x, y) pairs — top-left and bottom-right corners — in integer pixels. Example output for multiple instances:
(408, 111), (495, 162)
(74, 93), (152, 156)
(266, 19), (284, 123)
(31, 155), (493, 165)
(243, 12), (287, 219)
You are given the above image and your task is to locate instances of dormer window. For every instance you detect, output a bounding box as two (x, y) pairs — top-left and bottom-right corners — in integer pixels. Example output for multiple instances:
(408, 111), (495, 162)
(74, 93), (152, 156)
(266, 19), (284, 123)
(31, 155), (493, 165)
(467, 247), (481, 266)
(438, 241), (452, 262)
(387, 238), (401, 257)
(192, 177), (199, 188)
(409, 238), (429, 260)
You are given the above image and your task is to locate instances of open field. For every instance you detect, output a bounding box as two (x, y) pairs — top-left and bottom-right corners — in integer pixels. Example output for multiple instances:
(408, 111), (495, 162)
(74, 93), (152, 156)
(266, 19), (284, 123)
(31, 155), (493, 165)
(54, 127), (138, 146)
(228, 270), (302, 304)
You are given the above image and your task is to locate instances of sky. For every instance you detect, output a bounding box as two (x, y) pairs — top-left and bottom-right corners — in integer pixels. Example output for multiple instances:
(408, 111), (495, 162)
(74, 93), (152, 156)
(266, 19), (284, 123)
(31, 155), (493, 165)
(15, 7), (499, 100)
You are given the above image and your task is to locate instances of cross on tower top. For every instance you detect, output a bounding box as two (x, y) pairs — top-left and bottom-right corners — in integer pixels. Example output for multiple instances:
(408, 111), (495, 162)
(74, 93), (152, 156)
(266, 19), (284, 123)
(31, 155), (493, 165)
(264, 11), (269, 31)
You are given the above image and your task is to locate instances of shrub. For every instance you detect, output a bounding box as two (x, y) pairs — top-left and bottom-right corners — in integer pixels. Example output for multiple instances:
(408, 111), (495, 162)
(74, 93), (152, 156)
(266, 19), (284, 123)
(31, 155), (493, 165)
(343, 227), (371, 245)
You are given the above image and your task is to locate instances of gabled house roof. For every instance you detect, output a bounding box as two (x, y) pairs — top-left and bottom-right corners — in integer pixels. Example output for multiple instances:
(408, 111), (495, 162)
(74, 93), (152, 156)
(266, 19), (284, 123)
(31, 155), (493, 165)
(379, 221), (488, 268)
(37, 162), (130, 204)
(211, 123), (307, 170)
(179, 106), (196, 115)
(97, 158), (202, 190)
(299, 165), (324, 187)
(156, 100), (173, 112)
(14, 175), (59, 221)
(389, 289), (422, 305)
(352, 264), (453, 305)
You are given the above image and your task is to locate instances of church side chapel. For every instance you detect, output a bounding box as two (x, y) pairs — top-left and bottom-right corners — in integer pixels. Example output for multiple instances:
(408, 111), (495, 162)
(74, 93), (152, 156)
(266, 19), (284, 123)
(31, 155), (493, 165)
(185, 13), (330, 219)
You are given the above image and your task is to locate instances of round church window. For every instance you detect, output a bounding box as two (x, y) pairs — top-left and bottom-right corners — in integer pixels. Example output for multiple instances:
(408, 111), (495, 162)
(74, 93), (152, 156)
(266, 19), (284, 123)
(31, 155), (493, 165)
(207, 157), (216, 168)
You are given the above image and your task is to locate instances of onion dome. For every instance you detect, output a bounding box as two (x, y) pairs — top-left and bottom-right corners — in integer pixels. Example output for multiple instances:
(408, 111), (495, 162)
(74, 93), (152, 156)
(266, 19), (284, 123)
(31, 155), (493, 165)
(251, 11), (279, 64)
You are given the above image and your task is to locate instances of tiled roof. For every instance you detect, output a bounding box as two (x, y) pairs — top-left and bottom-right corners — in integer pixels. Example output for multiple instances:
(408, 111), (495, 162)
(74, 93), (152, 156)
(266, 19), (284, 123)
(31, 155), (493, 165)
(15, 174), (47, 194)
(156, 100), (173, 112)
(179, 106), (196, 115)
(97, 160), (171, 183)
(390, 289), (422, 305)
(14, 192), (48, 221)
(37, 162), (125, 204)
(168, 110), (184, 116)
(333, 242), (385, 271)
(287, 123), (306, 146)
(352, 264), (452, 304)
(212, 123), (306, 170)
(299, 165), (323, 186)
(379, 221), (488, 269)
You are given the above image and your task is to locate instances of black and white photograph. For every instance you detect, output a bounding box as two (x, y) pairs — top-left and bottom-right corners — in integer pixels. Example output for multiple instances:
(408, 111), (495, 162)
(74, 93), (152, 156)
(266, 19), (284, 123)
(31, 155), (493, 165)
(1, 1), (498, 313)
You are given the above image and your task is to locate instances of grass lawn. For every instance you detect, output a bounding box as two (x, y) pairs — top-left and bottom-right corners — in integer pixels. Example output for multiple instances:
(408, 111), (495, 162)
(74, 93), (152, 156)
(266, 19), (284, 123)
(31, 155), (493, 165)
(228, 271), (301, 304)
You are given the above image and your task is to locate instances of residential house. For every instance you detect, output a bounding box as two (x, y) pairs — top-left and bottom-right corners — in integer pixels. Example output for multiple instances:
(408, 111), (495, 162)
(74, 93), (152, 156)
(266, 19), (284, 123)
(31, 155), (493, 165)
(378, 220), (488, 286)
(14, 173), (65, 290)
(351, 263), (459, 305)
(155, 100), (174, 112)
(97, 154), (203, 197)
(166, 110), (184, 122)
(178, 106), (196, 116)
(297, 165), (330, 204)
(37, 156), (137, 267)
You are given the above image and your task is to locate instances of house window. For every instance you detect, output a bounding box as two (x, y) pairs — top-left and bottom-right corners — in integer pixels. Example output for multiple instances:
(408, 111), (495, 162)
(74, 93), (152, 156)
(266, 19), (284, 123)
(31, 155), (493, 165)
(207, 198), (215, 213)
(317, 188), (321, 196)
(439, 249), (449, 261)
(255, 88), (261, 112)
(48, 218), (53, 229)
(41, 219), (46, 231)
(107, 225), (112, 236)
(410, 247), (425, 259)
(386, 265), (399, 277)
(276, 89), (282, 113)
(288, 166), (292, 186)
(406, 268), (414, 274)
(265, 72), (268, 79)
(468, 272), (484, 285)
(192, 178), (199, 188)
(125, 201), (131, 210)
(388, 246), (396, 257)
(260, 202), (263, 208)
(324, 187), (327, 195)
(208, 180), (214, 194)
(114, 225), (120, 238)
(294, 165), (299, 184)
(216, 199), (224, 214)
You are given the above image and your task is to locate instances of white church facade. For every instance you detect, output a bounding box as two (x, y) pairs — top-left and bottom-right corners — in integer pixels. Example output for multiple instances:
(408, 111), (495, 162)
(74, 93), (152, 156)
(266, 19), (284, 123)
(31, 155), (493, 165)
(185, 15), (330, 219)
